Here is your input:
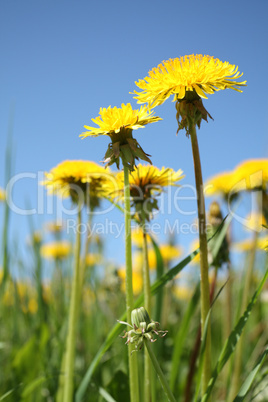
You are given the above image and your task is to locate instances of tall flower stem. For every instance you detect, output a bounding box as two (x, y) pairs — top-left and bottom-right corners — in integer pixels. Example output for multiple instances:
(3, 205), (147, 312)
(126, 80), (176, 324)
(189, 122), (211, 397)
(123, 165), (140, 402)
(141, 217), (152, 402)
(145, 339), (176, 402)
(79, 211), (93, 289)
(63, 206), (82, 402)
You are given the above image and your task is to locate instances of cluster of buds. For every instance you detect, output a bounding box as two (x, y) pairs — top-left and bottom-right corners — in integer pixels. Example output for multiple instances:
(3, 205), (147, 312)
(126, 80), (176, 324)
(118, 307), (167, 352)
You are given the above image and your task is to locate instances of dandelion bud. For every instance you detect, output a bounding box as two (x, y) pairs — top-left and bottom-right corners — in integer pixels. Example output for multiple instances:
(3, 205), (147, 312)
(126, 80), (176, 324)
(131, 307), (151, 328)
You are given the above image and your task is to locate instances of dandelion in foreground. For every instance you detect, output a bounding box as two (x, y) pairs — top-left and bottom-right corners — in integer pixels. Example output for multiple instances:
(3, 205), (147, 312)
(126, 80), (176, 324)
(134, 54), (246, 134)
(80, 103), (161, 171)
(134, 54), (246, 396)
(80, 105), (162, 400)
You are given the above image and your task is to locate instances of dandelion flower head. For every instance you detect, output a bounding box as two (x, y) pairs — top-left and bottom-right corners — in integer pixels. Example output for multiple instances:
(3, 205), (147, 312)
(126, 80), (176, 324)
(80, 103), (161, 138)
(113, 164), (184, 199)
(134, 54), (246, 107)
(42, 160), (113, 205)
(234, 159), (268, 192)
(41, 241), (72, 260)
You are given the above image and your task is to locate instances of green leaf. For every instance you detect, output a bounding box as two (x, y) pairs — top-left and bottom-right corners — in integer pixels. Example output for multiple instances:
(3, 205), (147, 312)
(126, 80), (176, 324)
(21, 376), (47, 399)
(99, 387), (117, 402)
(151, 236), (164, 323)
(201, 267), (268, 402)
(0, 389), (15, 401)
(233, 346), (268, 401)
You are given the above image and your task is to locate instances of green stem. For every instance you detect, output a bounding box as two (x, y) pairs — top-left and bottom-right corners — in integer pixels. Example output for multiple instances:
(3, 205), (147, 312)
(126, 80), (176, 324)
(79, 212), (93, 291)
(141, 218), (152, 402)
(145, 340), (176, 402)
(63, 206), (82, 402)
(123, 166), (140, 402)
(189, 122), (211, 397)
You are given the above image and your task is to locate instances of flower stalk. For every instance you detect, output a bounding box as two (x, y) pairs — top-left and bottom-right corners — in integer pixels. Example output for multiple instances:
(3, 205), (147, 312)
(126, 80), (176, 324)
(124, 165), (140, 402)
(189, 121), (211, 397)
(63, 206), (82, 402)
(141, 217), (152, 402)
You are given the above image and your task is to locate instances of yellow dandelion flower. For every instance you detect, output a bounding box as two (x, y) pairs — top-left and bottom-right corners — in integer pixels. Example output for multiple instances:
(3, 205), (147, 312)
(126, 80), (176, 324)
(0, 187), (6, 202)
(258, 236), (268, 251)
(85, 253), (102, 266)
(134, 244), (182, 270)
(244, 212), (267, 232)
(42, 160), (113, 206)
(81, 103), (161, 137)
(232, 235), (268, 252)
(117, 268), (143, 295)
(132, 227), (155, 248)
(205, 160), (268, 201)
(115, 164), (183, 195)
(80, 103), (162, 171)
(112, 164), (184, 221)
(205, 171), (240, 198)
(45, 221), (65, 233)
(233, 159), (268, 192)
(28, 298), (38, 314)
(173, 285), (192, 301)
(133, 54), (246, 107)
(40, 241), (71, 259)
(158, 244), (183, 264)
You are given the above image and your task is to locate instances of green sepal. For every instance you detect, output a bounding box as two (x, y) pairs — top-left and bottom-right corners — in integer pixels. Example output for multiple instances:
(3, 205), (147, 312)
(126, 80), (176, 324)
(175, 93), (213, 136)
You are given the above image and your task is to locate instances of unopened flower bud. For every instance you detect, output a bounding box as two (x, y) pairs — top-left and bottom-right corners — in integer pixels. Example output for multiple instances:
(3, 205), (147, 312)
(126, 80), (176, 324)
(131, 307), (151, 328)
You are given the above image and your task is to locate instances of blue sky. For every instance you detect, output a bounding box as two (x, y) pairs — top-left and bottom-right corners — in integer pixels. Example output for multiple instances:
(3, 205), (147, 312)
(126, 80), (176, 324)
(1, 0), (268, 270)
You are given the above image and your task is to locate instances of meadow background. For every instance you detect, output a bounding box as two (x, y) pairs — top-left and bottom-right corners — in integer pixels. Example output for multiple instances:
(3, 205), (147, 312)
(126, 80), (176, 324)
(1, 1), (268, 401)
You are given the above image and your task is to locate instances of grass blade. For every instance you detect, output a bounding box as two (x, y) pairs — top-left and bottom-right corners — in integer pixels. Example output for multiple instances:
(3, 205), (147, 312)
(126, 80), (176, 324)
(170, 282), (200, 392)
(99, 387), (117, 402)
(201, 267), (268, 402)
(233, 346), (268, 402)
(151, 236), (164, 324)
